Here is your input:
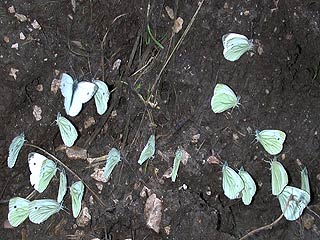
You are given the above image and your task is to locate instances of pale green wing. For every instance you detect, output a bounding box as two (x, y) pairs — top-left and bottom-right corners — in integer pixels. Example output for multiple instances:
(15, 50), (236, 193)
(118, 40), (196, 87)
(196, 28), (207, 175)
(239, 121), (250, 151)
(271, 159), (288, 195)
(93, 80), (110, 115)
(57, 113), (78, 147)
(222, 163), (244, 200)
(8, 197), (30, 227)
(211, 84), (239, 113)
(222, 33), (251, 61)
(104, 148), (121, 180)
(28, 152), (47, 191)
(239, 167), (256, 205)
(70, 181), (84, 218)
(171, 148), (183, 182)
(255, 130), (286, 155)
(278, 186), (310, 221)
(138, 135), (155, 165)
(300, 167), (310, 195)
(7, 133), (25, 168)
(29, 199), (62, 224)
(37, 159), (57, 193)
(57, 169), (67, 203)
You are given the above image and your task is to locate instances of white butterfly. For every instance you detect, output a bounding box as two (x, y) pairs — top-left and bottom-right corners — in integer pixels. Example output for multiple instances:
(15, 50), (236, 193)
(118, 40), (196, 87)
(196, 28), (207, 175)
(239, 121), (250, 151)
(28, 152), (57, 193)
(57, 169), (67, 203)
(29, 199), (62, 224)
(222, 33), (253, 61)
(70, 181), (84, 218)
(60, 73), (97, 117)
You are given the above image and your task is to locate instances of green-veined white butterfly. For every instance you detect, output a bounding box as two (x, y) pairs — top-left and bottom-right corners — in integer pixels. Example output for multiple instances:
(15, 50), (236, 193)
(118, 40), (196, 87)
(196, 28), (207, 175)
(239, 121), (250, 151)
(70, 181), (84, 218)
(270, 158), (288, 196)
(104, 148), (121, 180)
(211, 83), (240, 113)
(60, 73), (97, 117)
(278, 186), (310, 221)
(255, 130), (286, 155)
(29, 199), (62, 224)
(238, 167), (256, 205)
(171, 148), (183, 182)
(300, 167), (310, 195)
(93, 80), (110, 115)
(222, 33), (253, 62)
(8, 197), (30, 227)
(138, 134), (155, 165)
(57, 169), (67, 203)
(222, 163), (244, 200)
(56, 113), (78, 147)
(28, 152), (57, 193)
(7, 133), (25, 168)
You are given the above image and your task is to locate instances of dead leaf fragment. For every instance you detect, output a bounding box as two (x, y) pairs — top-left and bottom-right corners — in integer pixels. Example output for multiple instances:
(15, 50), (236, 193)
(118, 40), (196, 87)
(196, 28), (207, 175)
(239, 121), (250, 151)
(302, 214), (315, 230)
(32, 105), (42, 121)
(36, 84), (43, 92)
(140, 186), (151, 198)
(90, 168), (107, 183)
(207, 155), (221, 165)
(181, 149), (190, 165)
(3, 220), (13, 229)
(165, 6), (174, 20)
(191, 133), (200, 143)
(11, 43), (19, 50)
(66, 146), (87, 160)
(71, 0), (76, 13)
(144, 194), (162, 233)
(8, 6), (15, 14)
(3, 36), (10, 43)
(84, 116), (95, 129)
(162, 167), (172, 178)
(76, 207), (91, 227)
(14, 13), (27, 22)
(19, 32), (26, 40)
(31, 20), (41, 30)
(51, 79), (61, 94)
(172, 17), (183, 33)
(112, 59), (122, 71)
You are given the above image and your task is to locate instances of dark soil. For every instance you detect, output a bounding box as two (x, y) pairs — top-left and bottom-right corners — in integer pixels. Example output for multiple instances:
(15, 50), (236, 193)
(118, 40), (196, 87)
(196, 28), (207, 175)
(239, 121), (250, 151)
(1, 0), (320, 239)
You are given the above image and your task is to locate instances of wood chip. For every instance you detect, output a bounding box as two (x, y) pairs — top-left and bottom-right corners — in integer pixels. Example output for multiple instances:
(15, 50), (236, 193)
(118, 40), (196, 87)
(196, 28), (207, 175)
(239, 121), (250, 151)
(19, 32), (26, 40)
(144, 194), (162, 233)
(90, 168), (107, 183)
(66, 146), (87, 159)
(31, 20), (41, 30)
(32, 105), (42, 121)
(3, 36), (10, 43)
(50, 79), (61, 94)
(165, 6), (174, 20)
(8, 6), (15, 14)
(11, 43), (18, 50)
(14, 13), (27, 22)
(172, 17), (183, 33)
(84, 116), (95, 129)
(76, 207), (91, 227)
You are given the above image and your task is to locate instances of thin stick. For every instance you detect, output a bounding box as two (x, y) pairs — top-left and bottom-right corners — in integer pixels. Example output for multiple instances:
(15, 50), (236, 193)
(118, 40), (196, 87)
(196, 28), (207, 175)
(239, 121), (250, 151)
(239, 213), (284, 240)
(24, 143), (107, 208)
(149, 0), (205, 96)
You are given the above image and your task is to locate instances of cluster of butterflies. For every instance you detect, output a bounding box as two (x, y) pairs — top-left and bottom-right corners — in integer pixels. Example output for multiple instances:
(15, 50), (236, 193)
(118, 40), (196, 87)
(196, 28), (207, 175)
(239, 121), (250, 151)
(215, 33), (310, 220)
(7, 150), (84, 227)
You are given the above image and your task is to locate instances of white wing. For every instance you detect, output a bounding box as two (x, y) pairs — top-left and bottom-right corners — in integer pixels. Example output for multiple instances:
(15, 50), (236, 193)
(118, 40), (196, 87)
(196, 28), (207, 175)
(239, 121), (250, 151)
(28, 152), (46, 189)
(60, 73), (74, 114)
(68, 81), (97, 117)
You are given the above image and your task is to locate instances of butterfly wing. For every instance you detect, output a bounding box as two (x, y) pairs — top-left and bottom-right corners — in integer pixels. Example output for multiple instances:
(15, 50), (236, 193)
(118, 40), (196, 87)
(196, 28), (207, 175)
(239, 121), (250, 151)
(7, 133), (25, 168)
(37, 159), (57, 193)
(57, 114), (78, 147)
(8, 197), (30, 227)
(211, 84), (239, 113)
(239, 168), (256, 205)
(104, 148), (121, 180)
(222, 33), (251, 61)
(138, 135), (156, 165)
(93, 80), (110, 115)
(256, 130), (286, 155)
(60, 73), (74, 114)
(28, 152), (47, 190)
(278, 186), (310, 221)
(70, 181), (85, 218)
(271, 159), (288, 195)
(222, 164), (244, 200)
(67, 81), (97, 117)
(29, 199), (62, 224)
(171, 148), (183, 182)
(57, 169), (67, 203)
(300, 167), (310, 195)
